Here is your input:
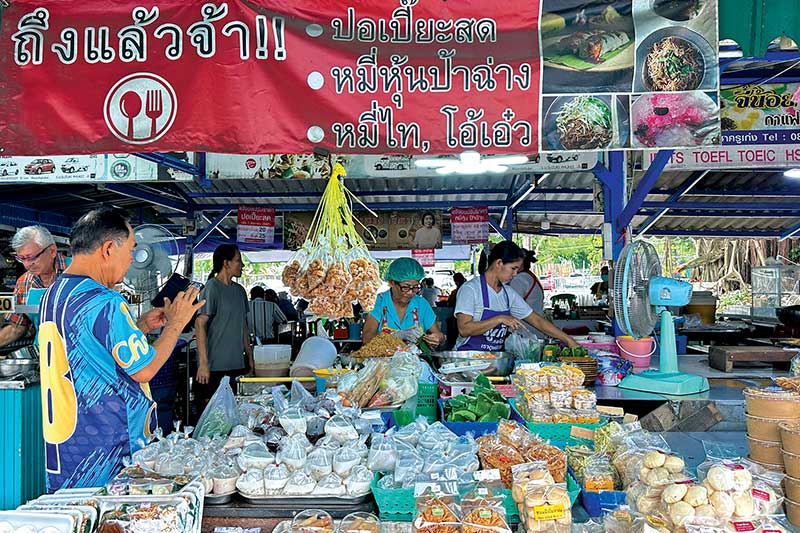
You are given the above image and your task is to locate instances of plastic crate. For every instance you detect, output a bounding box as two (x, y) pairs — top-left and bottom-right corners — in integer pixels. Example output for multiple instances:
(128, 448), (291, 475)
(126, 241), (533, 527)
(438, 399), (523, 436)
(581, 489), (627, 517)
(509, 399), (607, 442)
(394, 382), (438, 427)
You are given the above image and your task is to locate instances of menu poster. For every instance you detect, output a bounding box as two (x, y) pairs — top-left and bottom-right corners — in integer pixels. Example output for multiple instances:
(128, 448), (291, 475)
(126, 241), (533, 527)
(237, 206), (276, 246)
(540, 0), (719, 151)
(284, 210), (443, 251)
(451, 207), (489, 245)
(721, 83), (800, 146)
(412, 249), (436, 267)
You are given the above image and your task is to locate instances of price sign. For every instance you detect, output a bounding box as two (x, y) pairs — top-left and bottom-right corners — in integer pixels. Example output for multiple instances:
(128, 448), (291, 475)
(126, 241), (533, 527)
(0, 293), (15, 314)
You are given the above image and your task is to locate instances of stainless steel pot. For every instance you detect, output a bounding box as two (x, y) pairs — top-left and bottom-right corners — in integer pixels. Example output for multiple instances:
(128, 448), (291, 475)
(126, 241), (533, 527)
(0, 358), (37, 377)
(430, 351), (515, 377)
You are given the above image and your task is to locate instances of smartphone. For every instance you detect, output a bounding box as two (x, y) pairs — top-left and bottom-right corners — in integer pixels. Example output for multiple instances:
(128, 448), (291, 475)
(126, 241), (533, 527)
(151, 273), (203, 307)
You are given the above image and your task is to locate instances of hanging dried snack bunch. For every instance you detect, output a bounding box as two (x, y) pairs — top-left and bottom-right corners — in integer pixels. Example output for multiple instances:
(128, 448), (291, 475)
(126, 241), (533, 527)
(282, 163), (381, 318)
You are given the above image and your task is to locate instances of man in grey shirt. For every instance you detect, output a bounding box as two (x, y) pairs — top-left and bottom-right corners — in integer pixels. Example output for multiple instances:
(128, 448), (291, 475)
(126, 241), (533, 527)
(195, 244), (253, 407)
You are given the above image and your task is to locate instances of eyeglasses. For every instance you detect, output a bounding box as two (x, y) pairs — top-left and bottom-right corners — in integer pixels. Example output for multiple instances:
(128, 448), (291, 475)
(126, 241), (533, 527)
(397, 283), (421, 293)
(14, 245), (51, 264)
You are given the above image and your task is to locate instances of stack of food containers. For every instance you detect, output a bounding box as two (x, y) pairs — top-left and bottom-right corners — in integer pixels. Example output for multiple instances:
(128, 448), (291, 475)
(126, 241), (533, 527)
(779, 421), (800, 525)
(744, 387), (800, 471)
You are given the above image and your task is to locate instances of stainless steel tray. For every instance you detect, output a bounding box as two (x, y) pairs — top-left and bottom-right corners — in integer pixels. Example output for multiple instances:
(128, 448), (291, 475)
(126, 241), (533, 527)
(239, 492), (370, 508)
(205, 491), (235, 505)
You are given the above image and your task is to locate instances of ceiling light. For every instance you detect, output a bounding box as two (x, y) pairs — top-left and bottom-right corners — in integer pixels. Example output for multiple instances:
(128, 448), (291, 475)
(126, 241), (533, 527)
(785, 169), (800, 178)
(415, 151), (529, 175)
(541, 218), (551, 231)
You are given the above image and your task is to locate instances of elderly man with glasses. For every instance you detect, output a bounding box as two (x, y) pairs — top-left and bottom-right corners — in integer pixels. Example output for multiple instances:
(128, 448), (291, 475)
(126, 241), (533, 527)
(361, 257), (444, 348)
(0, 225), (67, 348)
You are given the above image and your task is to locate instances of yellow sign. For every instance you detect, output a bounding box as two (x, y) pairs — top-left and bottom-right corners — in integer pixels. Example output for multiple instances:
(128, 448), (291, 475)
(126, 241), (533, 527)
(533, 504), (565, 521)
(0, 293), (15, 314)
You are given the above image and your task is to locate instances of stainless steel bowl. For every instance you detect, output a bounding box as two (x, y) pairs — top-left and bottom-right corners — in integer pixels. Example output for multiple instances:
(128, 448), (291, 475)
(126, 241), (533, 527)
(430, 351), (515, 377)
(0, 358), (37, 377)
(634, 26), (717, 92)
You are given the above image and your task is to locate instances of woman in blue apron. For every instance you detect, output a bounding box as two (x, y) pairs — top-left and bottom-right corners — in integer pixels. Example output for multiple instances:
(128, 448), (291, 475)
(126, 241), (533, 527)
(361, 258), (444, 347)
(454, 241), (579, 352)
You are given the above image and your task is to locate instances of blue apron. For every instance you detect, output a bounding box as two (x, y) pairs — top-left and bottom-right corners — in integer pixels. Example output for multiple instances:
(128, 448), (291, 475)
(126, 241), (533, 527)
(458, 276), (513, 352)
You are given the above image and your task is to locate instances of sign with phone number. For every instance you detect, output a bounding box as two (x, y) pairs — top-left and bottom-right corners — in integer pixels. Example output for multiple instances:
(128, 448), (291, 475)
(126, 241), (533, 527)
(0, 293), (15, 314)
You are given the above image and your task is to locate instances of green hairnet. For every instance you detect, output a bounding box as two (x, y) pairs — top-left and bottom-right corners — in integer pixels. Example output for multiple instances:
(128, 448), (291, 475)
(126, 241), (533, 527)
(385, 257), (425, 282)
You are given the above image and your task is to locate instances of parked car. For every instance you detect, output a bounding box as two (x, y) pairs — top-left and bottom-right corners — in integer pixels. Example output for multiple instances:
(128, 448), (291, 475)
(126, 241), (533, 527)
(0, 160), (19, 176)
(24, 158), (55, 174)
(373, 156), (411, 171)
(61, 157), (89, 173)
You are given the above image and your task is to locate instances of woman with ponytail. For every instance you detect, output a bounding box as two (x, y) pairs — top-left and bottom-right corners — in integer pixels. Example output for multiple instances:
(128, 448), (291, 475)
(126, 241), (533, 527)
(455, 241), (578, 352)
(195, 244), (253, 407)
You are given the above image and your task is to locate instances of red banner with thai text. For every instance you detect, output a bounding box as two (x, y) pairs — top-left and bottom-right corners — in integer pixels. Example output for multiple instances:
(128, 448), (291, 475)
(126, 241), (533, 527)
(0, 0), (540, 155)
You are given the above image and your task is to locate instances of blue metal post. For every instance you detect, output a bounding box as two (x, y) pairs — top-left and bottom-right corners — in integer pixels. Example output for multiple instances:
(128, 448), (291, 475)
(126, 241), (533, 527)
(616, 149), (673, 229)
(593, 151), (626, 335)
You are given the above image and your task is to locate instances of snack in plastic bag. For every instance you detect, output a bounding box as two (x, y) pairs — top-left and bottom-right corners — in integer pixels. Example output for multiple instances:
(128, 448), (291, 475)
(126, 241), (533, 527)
(194, 376), (238, 438)
(236, 470), (266, 496)
(238, 442), (274, 471)
(462, 504), (511, 533)
(279, 407), (308, 436)
(313, 472), (345, 496)
(325, 415), (359, 444)
(367, 434), (398, 473)
(307, 449), (334, 481)
(522, 484), (572, 533)
(277, 438), (308, 471)
(263, 463), (291, 493)
(333, 446), (361, 478)
(291, 509), (334, 533)
(511, 462), (555, 508)
(413, 491), (460, 533)
(345, 465), (373, 495)
(284, 471), (317, 495)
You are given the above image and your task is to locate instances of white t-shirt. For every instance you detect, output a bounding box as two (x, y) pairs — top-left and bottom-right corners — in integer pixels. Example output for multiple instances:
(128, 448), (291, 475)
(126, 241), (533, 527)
(413, 226), (441, 249)
(454, 276), (533, 349)
(509, 271), (545, 314)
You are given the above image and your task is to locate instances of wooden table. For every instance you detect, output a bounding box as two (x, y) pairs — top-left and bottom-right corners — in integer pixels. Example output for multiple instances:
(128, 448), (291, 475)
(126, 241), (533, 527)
(708, 345), (795, 373)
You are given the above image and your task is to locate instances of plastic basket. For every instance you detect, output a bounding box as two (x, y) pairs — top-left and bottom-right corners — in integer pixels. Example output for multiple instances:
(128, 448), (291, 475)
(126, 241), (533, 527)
(581, 489), (627, 517)
(372, 472), (579, 522)
(509, 399), (607, 442)
(438, 399), (501, 437)
(394, 382), (438, 427)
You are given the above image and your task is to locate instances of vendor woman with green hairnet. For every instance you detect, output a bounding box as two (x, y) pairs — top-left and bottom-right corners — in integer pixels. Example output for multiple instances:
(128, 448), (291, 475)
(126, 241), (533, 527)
(361, 257), (445, 347)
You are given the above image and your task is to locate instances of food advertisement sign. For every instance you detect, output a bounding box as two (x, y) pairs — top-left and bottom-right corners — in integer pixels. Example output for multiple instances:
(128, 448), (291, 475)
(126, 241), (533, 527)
(285, 210), (443, 251)
(0, 153), (192, 182)
(206, 152), (599, 180)
(450, 206), (489, 245)
(720, 83), (800, 146)
(0, 1), (719, 156)
(237, 206), (276, 246)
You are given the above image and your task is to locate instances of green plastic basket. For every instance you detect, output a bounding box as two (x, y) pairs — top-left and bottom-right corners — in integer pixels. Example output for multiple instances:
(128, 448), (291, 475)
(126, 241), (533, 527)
(393, 382), (438, 427)
(372, 473), (579, 522)
(509, 399), (607, 442)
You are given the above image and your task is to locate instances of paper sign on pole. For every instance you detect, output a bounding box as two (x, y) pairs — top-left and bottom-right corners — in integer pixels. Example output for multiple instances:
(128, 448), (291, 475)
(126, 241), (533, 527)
(237, 206), (275, 245)
(412, 249), (436, 267)
(450, 207), (489, 245)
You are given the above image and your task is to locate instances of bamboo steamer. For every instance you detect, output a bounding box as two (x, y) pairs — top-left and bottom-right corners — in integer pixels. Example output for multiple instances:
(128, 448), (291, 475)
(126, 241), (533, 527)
(784, 448), (800, 478)
(747, 435), (784, 466)
(785, 475), (800, 502)
(744, 387), (800, 419)
(746, 414), (789, 443)
(780, 421), (800, 455)
(786, 498), (800, 527)
(747, 456), (785, 473)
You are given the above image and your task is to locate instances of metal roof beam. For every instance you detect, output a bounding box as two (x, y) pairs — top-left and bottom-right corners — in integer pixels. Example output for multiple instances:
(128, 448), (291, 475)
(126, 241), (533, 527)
(617, 149), (673, 229)
(780, 221), (800, 241)
(535, 227), (783, 238)
(639, 210), (800, 218)
(103, 183), (189, 213)
(193, 209), (233, 250)
(636, 170), (709, 236)
(193, 200), (595, 212)
(184, 187), (510, 199)
(641, 201), (800, 211)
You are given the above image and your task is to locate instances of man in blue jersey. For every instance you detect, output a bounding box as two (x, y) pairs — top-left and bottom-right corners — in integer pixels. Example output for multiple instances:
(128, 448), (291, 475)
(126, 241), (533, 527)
(38, 208), (204, 491)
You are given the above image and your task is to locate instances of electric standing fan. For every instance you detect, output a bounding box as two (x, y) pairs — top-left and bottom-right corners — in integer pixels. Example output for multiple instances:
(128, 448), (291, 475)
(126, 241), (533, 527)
(613, 240), (709, 395)
(123, 224), (181, 301)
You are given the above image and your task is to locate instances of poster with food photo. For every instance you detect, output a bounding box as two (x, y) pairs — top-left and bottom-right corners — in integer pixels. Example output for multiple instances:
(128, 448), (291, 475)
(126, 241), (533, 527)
(541, 94), (631, 150)
(541, 0), (636, 94)
(630, 91), (720, 147)
(632, 0), (718, 93)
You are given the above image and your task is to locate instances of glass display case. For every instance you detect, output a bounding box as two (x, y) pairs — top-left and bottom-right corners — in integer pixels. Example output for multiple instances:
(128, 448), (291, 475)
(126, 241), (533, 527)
(752, 263), (800, 319)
